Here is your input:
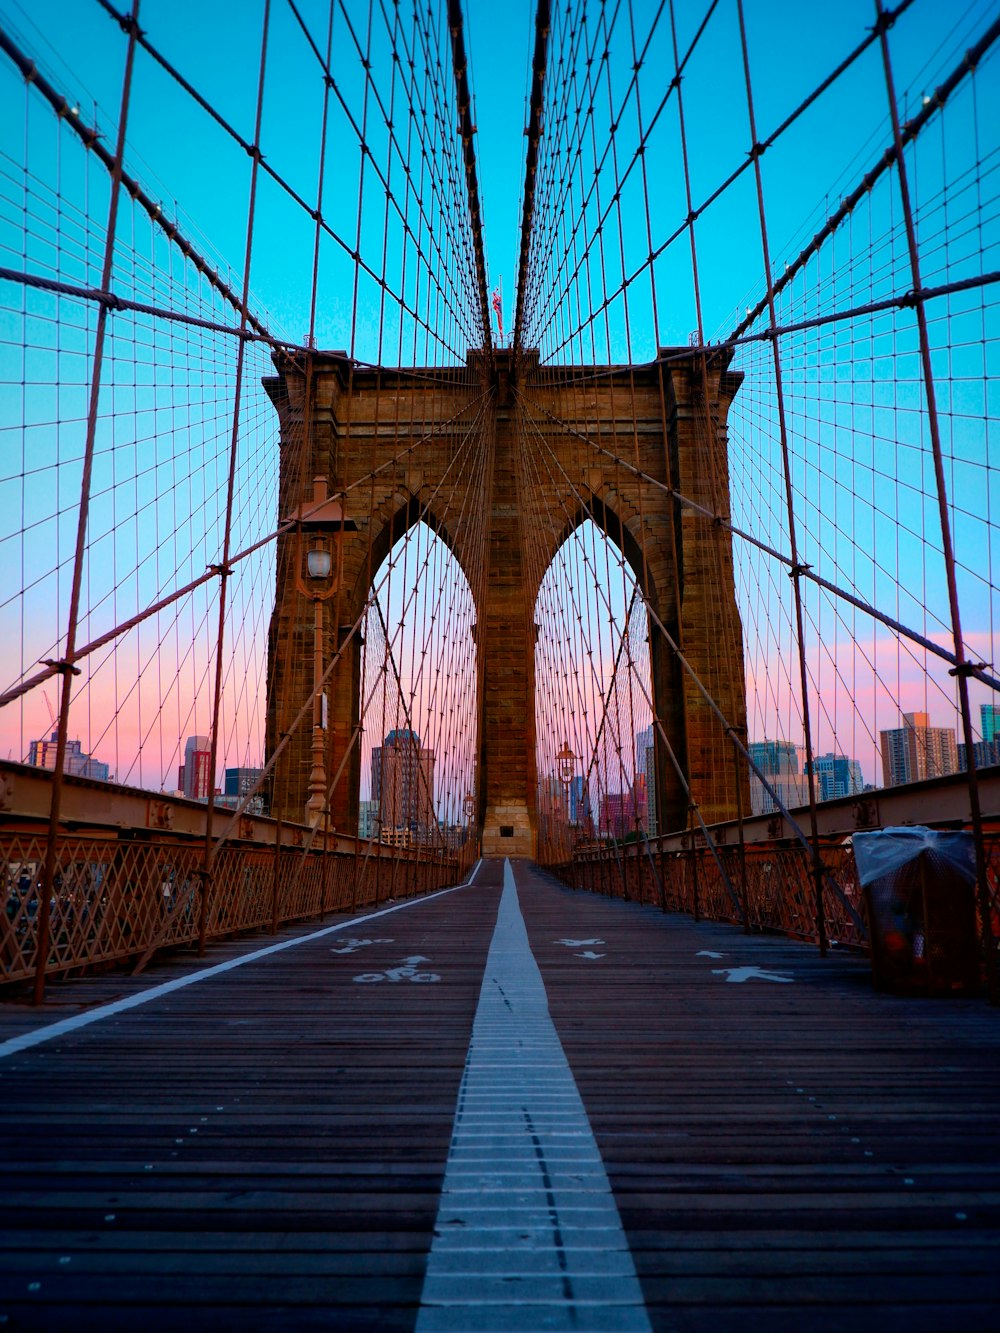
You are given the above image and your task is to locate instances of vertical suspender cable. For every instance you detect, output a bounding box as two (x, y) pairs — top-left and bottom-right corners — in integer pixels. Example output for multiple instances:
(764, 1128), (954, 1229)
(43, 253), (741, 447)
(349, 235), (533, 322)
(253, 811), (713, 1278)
(33, 1), (142, 1005)
(735, 0), (828, 956)
(873, 0), (997, 1005)
(198, 0), (272, 954)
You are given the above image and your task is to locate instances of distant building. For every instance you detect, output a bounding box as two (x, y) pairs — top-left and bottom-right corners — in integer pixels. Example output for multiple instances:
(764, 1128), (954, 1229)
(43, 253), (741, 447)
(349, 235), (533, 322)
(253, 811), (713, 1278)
(598, 779), (646, 840)
(958, 739), (1000, 771)
(358, 799), (379, 840)
(440, 823), (468, 851)
(568, 774), (587, 824)
(225, 766), (262, 797)
(955, 703), (1000, 771)
(599, 792), (630, 840)
(178, 735), (212, 800)
(747, 739), (807, 815)
(805, 752), (864, 802)
(28, 731), (110, 781)
(379, 826), (413, 848)
(538, 775), (566, 827)
(217, 766), (265, 813)
(643, 744), (657, 835)
(635, 727), (657, 835)
(371, 728), (435, 836)
(632, 773), (648, 833)
(635, 725), (654, 775)
(880, 712), (957, 787)
(982, 703), (1000, 745)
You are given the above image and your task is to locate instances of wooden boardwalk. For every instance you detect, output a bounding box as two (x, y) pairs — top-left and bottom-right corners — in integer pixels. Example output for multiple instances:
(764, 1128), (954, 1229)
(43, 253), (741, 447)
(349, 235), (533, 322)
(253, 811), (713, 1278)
(1, 858), (998, 1331)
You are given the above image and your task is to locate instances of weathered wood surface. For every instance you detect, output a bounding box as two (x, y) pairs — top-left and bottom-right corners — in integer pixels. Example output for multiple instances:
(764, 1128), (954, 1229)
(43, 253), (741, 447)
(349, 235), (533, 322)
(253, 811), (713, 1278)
(1, 858), (998, 1331)
(0, 867), (504, 1331)
(520, 863), (1000, 1332)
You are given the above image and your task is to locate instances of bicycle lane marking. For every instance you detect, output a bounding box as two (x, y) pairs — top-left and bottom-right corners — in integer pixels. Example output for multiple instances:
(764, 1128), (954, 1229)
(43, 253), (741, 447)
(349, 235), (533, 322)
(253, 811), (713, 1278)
(0, 861), (483, 1061)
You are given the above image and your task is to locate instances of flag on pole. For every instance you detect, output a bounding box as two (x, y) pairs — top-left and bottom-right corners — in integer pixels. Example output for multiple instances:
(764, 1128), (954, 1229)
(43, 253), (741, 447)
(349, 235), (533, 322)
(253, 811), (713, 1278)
(491, 279), (504, 345)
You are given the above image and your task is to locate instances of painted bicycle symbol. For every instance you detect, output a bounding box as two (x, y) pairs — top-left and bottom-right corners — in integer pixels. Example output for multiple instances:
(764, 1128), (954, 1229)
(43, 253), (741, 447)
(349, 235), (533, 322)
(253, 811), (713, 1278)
(331, 937), (393, 955)
(353, 955), (441, 983)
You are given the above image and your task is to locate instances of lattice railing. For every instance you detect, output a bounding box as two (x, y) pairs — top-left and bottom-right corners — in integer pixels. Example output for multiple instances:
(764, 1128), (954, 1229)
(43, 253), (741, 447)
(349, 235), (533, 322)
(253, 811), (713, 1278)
(560, 829), (1000, 958)
(1, 832), (460, 987)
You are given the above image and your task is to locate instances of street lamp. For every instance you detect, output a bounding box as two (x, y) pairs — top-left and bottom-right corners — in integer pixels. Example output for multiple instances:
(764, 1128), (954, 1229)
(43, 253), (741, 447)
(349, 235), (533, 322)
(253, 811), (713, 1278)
(556, 741), (577, 854)
(556, 741), (576, 787)
(286, 476), (356, 827)
(306, 546), (333, 581)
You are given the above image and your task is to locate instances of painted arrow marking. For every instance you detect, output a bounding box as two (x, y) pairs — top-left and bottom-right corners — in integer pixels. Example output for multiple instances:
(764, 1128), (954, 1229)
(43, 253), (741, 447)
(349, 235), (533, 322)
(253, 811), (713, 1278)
(575, 950), (605, 960)
(554, 938), (605, 947)
(712, 966), (793, 984)
(330, 937), (393, 955)
(696, 950), (725, 959)
(354, 955), (440, 983)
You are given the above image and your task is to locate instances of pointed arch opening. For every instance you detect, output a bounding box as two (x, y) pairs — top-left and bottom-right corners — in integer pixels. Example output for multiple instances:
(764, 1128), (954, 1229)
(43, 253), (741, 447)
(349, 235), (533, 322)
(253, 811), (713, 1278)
(534, 516), (657, 865)
(359, 519), (479, 856)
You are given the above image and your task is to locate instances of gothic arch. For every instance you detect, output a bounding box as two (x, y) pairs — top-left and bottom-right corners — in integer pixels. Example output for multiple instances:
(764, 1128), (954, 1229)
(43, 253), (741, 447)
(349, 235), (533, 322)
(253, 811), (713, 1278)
(542, 491), (661, 609)
(350, 492), (476, 625)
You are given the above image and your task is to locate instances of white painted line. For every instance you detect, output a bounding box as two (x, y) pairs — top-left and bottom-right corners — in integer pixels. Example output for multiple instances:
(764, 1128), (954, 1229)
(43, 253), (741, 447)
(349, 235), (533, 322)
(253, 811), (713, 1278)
(416, 859), (651, 1332)
(0, 875), (478, 1061)
(466, 857), (483, 884)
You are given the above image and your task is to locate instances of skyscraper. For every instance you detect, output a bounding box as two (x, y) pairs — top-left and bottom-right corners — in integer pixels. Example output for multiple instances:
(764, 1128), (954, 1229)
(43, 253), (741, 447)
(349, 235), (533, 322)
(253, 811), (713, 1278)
(747, 739), (807, 815)
(371, 728), (435, 840)
(805, 752), (864, 801)
(635, 725), (657, 834)
(982, 702), (1000, 744)
(568, 774), (587, 824)
(178, 735), (212, 800)
(635, 724), (654, 775)
(879, 712), (957, 787)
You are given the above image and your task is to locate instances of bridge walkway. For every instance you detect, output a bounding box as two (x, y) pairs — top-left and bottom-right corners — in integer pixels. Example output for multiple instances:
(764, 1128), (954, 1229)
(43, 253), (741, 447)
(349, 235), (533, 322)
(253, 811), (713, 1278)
(1, 858), (998, 1331)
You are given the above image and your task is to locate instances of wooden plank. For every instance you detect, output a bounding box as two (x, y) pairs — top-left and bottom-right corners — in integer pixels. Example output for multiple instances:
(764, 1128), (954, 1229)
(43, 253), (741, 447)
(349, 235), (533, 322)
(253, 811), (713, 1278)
(513, 863), (1000, 1330)
(1, 858), (998, 1330)
(0, 877), (504, 1329)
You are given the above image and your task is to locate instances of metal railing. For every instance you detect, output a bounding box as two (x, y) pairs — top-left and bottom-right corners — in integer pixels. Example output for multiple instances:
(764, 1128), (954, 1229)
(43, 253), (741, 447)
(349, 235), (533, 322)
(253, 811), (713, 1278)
(2, 829), (464, 987)
(555, 827), (1000, 961)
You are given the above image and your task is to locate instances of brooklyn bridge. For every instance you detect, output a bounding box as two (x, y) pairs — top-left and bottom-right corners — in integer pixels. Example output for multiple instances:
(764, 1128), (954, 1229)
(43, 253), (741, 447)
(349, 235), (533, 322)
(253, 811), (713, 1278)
(1, 0), (999, 1326)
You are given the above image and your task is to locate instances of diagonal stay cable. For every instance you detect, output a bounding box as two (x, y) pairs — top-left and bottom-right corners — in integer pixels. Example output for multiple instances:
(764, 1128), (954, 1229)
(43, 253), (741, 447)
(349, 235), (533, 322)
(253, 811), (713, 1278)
(516, 386), (865, 930)
(517, 387), (1000, 693)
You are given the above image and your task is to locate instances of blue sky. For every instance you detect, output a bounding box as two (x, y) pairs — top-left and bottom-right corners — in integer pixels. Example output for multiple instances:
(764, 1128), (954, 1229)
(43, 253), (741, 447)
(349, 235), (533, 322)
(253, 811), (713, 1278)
(1, 0), (998, 796)
(3, 0), (993, 348)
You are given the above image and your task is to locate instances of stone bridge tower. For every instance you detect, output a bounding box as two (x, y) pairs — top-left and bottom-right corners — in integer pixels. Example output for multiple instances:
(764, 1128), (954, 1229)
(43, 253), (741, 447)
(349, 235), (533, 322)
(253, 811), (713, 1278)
(264, 348), (748, 854)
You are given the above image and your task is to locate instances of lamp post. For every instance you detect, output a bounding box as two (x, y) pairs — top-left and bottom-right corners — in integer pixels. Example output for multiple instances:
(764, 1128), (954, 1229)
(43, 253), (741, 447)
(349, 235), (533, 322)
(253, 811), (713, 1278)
(556, 740), (577, 856)
(286, 476), (353, 827)
(463, 790), (475, 845)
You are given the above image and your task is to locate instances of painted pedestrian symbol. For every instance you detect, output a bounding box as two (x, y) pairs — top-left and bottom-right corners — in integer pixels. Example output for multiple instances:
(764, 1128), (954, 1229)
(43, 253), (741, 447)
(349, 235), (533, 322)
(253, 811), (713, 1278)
(331, 937), (393, 955)
(554, 938), (605, 959)
(712, 965), (793, 984)
(354, 955), (441, 983)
